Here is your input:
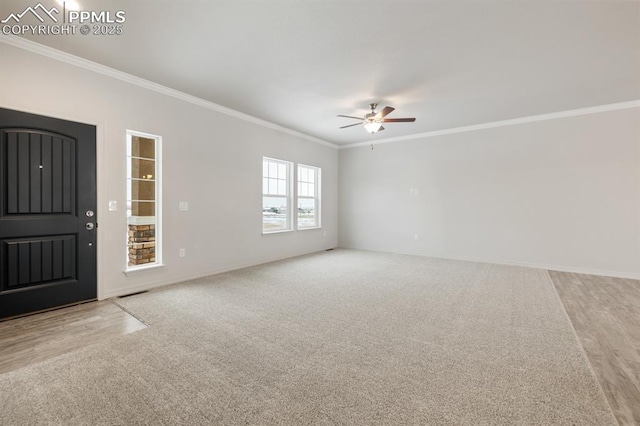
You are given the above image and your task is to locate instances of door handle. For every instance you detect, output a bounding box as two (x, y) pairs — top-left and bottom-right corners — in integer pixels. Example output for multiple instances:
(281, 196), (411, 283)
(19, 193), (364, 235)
(86, 222), (95, 231)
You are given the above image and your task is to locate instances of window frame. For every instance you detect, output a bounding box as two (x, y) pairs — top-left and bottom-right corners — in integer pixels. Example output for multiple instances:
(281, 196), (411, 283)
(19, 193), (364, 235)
(262, 157), (293, 234)
(125, 130), (163, 271)
(296, 163), (321, 230)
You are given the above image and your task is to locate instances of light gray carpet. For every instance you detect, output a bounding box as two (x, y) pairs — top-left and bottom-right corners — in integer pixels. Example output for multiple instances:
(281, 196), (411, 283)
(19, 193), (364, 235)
(0, 249), (616, 425)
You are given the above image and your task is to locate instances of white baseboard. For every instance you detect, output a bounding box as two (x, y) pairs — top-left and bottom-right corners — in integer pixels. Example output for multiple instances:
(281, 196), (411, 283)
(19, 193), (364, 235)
(339, 244), (640, 280)
(100, 244), (638, 299)
(99, 246), (337, 299)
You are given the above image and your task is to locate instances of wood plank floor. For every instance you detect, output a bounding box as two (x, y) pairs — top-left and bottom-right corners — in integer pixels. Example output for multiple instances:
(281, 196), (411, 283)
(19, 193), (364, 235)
(0, 300), (147, 375)
(550, 271), (640, 426)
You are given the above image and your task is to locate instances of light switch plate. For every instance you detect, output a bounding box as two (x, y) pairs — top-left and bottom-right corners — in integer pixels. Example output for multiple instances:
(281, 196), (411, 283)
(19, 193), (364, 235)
(179, 202), (189, 211)
(108, 201), (117, 211)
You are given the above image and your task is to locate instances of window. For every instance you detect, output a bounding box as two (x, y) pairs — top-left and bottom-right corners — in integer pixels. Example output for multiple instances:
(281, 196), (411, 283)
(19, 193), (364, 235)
(126, 130), (162, 269)
(297, 164), (321, 229)
(262, 157), (292, 233)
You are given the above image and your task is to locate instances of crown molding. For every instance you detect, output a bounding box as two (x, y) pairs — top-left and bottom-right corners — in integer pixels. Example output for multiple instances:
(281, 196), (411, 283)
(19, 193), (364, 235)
(0, 35), (338, 150)
(3, 35), (637, 152)
(340, 99), (640, 149)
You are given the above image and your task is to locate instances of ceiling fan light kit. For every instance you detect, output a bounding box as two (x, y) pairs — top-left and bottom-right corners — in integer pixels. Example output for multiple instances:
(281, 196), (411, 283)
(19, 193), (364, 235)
(364, 121), (383, 134)
(338, 103), (416, 134)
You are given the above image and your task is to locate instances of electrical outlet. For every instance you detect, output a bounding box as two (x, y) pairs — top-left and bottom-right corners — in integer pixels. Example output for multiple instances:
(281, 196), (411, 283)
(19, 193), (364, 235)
(179, 202), (189, 211)
(414, 233), (419, 241)
(179, 248), (186, 257)
(108, 201), (117, 211)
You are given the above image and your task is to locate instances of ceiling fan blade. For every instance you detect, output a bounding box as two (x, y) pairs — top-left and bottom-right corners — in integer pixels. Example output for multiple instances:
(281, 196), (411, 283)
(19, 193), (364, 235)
(382, 118), (416, 123)
(337, 115), (364, 120)
(339, 123), (363, 129)
(375, 106), (395, 119)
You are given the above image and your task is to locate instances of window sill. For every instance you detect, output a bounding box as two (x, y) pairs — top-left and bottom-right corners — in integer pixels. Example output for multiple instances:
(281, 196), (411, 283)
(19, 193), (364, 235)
(124, 263), (165, 276)
(298, 226), (322, 231)
(262, 229), (293, 236)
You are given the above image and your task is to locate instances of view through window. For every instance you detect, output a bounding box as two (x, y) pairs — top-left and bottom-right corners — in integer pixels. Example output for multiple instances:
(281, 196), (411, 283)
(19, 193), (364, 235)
(262, 157), (292, 233)
(297, 164), (320, 229)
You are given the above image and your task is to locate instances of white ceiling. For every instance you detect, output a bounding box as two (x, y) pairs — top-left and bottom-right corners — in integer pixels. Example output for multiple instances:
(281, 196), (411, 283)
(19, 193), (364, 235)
(3, 0), (640, 146)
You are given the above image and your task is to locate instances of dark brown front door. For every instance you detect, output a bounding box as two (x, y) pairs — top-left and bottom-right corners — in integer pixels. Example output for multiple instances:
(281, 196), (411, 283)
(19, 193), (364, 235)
(0, 108), (97, 319)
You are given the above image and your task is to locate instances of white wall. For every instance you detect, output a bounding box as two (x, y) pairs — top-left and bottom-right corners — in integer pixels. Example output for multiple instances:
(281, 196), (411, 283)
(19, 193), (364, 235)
(339, 107), (640, 278)
(0, 43), (338, 298)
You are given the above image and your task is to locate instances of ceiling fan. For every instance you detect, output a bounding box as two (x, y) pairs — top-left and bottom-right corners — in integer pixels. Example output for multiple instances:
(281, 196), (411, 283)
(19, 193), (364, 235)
(338, 103), (416, 134)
